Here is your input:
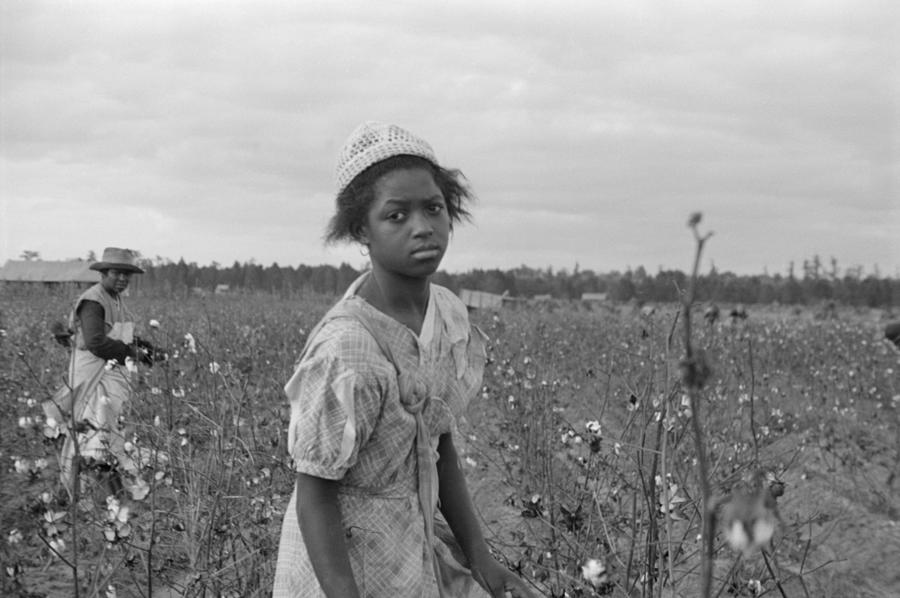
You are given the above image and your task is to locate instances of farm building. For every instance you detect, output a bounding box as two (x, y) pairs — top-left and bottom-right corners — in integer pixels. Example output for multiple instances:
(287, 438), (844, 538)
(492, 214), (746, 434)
(581, 292), (608, 303)
(459, 288), (504, 310)
(459, 288), (527, 310)
(0, 259), (98, 290)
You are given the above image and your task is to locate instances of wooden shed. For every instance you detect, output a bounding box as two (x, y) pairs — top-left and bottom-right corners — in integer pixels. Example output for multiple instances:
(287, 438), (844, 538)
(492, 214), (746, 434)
(459, 288), (505, 310)
(581, 292), (608, 303)
(0, 260), (98, 289)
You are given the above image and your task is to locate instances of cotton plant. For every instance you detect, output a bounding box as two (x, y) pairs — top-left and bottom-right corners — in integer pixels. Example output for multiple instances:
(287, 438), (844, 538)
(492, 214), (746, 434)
(103, 496), (133, 544)
(581, 558), (610, 591)
(584, 419), (603, 453)
(183, 332), (197, 354)
(656, 475), (688, 520)
(720, 474), (779, 557)
(4, 302), (296, 595)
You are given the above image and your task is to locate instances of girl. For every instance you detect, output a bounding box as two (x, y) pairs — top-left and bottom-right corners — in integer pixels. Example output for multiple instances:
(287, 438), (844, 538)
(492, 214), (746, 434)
(273, 122), (535, 597)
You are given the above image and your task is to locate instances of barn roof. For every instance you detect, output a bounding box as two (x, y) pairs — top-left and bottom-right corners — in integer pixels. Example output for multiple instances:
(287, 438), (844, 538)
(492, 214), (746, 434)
(0, 260), (98, 283)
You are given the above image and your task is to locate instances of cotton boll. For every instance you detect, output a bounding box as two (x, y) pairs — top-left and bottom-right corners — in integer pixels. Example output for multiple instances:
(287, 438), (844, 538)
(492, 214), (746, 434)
(581, 558), (608, 587)
(725, 520), (750, 553)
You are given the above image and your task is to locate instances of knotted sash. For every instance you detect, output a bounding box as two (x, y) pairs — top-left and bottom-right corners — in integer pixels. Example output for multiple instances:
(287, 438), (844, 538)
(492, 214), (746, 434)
(349, 312), (448, 596)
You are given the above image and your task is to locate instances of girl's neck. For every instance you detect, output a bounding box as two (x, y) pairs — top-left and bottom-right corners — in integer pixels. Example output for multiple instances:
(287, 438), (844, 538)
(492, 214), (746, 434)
(359, 267), (430, 333)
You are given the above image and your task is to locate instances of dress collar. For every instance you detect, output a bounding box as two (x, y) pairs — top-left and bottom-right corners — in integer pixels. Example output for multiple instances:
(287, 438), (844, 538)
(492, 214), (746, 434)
(344, 272), (435, 343)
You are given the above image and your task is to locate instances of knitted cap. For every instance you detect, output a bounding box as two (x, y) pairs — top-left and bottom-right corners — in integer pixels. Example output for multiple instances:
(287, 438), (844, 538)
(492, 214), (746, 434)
(335, 121), (438, 194)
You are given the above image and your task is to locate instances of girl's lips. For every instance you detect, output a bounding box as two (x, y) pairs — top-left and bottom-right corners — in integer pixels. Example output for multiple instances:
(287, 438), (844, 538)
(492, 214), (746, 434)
(411, 248), (441, 260)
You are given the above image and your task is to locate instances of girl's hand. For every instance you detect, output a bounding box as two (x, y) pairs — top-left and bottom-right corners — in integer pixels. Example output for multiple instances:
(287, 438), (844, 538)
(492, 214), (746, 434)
(472, 557), (538, 598)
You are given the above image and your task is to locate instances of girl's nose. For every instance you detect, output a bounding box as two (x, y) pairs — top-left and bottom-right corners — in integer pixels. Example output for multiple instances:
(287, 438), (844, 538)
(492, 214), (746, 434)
(411, 211), (434, 236)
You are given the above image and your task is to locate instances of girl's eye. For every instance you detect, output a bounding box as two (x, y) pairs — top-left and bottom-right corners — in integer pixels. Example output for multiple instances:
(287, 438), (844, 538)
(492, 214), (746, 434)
(427, 203), (445, 214)
(387, 211), (406, 222)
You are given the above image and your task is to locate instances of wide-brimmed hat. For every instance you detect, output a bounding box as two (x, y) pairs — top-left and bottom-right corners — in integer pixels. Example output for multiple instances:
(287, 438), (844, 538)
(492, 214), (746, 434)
(90, 247), (144, 273)
(335, 121), (438, 195)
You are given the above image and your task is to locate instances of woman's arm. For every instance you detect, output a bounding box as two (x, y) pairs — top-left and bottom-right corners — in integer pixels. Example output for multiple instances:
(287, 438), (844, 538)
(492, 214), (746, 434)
(436, 433), (536, 597)
(78, 301), (136, 363)
(296, 473), (361, 598)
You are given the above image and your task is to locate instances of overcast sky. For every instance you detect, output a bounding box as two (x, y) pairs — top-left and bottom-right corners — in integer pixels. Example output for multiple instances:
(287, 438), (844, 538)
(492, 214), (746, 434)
(1, 0), (897, 276)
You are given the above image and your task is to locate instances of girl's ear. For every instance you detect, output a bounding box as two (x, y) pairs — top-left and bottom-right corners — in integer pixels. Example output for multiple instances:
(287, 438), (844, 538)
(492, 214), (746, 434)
(354, 222), (370, 246)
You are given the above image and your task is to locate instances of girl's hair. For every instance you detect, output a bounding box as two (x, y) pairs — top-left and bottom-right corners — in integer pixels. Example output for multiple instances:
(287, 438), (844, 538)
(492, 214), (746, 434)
(325, 154), (473, 245)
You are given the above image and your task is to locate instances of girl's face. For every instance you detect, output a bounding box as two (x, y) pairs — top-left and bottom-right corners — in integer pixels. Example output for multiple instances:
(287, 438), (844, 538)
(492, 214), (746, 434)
(361, 167), (450, 280)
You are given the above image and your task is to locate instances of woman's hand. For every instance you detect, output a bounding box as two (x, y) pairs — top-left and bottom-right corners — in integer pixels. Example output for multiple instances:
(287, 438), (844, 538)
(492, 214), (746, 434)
(434, 434), (538, 596)
(134, 337), (168, 365)
(471, 556), (538, 598)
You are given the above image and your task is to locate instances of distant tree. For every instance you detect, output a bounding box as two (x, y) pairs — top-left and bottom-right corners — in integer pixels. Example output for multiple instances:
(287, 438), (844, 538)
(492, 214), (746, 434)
(20, 250), (40, 261)
(242, 262), (264, 289)
(758, 274), (779, 304)
(198, 265), (219, 290)
(611, 270), (636, 302)
(101, 253), (898, 307)
(336, 263), (359, 291)
(86, 250), (97, 262)
(225, 261), (243, 287)
(293, 264), (313, 292)
(264, 262), (284, 292)
(653, 269), (686, 302)
(174, 258), (191, 290)
(310, 265), (338, 294)
(845, 265), (864, 280)
(781, 275), (804, 305)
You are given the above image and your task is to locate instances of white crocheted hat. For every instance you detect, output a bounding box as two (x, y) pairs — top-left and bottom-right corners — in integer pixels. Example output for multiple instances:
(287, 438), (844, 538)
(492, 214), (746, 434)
(335, 121), (438, 194)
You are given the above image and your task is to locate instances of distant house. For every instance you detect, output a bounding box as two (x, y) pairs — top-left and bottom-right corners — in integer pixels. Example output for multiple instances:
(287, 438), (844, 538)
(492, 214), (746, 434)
(581, 292), (608, 303)
(215, 284), (230, 294)
(459, 289), (505, 310)
(0, 260), (98, 290)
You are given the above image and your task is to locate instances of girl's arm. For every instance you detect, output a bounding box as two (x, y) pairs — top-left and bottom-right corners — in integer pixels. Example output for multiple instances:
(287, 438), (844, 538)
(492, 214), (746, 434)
(436, 433), (536, 598)
(296, 473), (361, 598)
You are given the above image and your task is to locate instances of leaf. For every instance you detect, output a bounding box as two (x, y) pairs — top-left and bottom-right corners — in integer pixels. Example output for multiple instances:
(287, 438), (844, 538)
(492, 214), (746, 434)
(43, 510), (67, 523)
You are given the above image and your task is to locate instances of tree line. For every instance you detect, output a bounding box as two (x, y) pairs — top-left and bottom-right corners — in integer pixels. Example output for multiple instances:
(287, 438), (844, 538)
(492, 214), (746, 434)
(126, 257), (898, 308)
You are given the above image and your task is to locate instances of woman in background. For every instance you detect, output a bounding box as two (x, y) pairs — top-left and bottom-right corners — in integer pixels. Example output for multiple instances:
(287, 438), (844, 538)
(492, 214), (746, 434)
(52, 247), (161, 498)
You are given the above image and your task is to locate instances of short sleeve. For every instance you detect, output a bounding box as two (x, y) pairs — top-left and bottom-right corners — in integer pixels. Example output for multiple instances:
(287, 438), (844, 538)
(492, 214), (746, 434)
(284, 319), (391, 480)
(432, 286), (488, 408)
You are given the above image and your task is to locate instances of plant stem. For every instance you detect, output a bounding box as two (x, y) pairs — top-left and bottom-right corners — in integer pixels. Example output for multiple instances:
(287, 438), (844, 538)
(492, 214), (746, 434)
(682, 220), (714, 598)
(747, 338), (760, 467)
(762, 548), (788, 598)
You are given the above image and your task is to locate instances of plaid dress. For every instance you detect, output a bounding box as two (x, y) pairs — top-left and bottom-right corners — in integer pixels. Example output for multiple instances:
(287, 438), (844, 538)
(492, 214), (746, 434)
(273, 275), (487, 597)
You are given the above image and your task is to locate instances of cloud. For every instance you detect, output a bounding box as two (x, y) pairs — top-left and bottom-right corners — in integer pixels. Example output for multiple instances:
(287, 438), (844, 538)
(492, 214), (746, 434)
(1, 0), (896, 275)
